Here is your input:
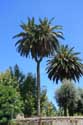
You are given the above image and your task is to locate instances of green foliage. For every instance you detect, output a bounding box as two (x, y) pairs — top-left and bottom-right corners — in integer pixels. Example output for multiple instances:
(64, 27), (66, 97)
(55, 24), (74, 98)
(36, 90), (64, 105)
(20, 73), (56, 116)
(0, 70), (18, 88)
(47, 45), (83, 83)
(55, 80), (77, 116)
(0, 64), (57, 121)
(14, 17), (63, 59)
(9, 64), (25, 84)
(0, 70), (23, 124)
(20, 73), (37, 116)
(40, 89), (56, 116)
(55, 80), (83, 116)
(74, 88), (83, 115)
(9, 120), (17, 125)
(9, 65), (57, 117)
(55, 108), (64, 116)
(45, 102), (56, 116)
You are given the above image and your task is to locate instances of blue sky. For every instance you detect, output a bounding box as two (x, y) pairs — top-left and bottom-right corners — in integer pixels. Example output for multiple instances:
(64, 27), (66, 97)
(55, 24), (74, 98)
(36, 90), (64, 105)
(0, 0), (83, 106)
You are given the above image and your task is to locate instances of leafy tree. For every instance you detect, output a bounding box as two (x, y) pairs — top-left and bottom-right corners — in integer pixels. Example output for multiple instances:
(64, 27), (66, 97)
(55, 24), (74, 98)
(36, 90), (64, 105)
(47, 45), (83, 83)
(14, 17), (63, 115)
(0, 71), (23, 125)
(45, 102), (56, 116)
(55, 79), (77, 116)
(9, 66), (36, 116)
(20, 73), (37, 116)
(74, 88), (83, 115)
(40, 89), (56, 116)
(9, 64), (25, 84)
(55, 107), (64, 116)
(0, 70), (18, 88)
(9, 65), (56, 116)
(20, 73), (56, 116)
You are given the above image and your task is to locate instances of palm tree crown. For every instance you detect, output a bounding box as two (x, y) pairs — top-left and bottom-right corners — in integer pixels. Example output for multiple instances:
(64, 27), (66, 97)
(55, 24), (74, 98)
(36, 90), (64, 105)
(14, 17), (63, 60)
(46, 45), (83, 83)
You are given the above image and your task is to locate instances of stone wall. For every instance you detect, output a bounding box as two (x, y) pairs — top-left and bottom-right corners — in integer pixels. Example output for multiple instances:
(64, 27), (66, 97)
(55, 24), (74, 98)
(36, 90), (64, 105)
(15, 117), (83, 125)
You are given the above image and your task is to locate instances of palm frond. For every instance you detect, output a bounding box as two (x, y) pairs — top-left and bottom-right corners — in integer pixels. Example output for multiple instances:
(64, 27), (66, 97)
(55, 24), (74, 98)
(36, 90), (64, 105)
(14, 17), (64, 59)
(13, 32), (27, 39)
(46, 45), (83, 83)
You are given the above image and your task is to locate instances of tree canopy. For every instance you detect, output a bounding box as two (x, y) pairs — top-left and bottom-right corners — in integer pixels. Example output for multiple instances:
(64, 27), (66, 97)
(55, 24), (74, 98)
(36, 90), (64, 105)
(47, 45), (83, 83)
(0, 70), (23, 125)
(55, 79), (77, 116)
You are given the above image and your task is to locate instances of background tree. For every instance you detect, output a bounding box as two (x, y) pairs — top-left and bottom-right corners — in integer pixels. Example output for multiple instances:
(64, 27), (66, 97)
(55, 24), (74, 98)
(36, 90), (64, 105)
(40, 89), (56, 116)
(55, 79), (77, 116)
(9, 65), (37, 116)
(9, 65), (57, 117)
(45, 102), (56, 116)
(20, 73), (56, 116)
(47, 45), (83, 83)
(14, 17), (63, 115)
(0, 70), (18, 88)
(74, 88), (83, 115)
(0, 71), (23, 125)
(20, 73), (37, 116)
(9, 64), (25, 84)
(55, 107), (64, 116)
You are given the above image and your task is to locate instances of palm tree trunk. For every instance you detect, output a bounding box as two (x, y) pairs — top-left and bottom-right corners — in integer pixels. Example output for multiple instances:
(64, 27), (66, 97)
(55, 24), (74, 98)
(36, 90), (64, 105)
(37, 61), (41, 116)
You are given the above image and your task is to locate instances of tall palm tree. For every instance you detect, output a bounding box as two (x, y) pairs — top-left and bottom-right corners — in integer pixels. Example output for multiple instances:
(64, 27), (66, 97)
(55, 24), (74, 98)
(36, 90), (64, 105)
(46, 45), (83, 83)
(13, 17), (63, 116)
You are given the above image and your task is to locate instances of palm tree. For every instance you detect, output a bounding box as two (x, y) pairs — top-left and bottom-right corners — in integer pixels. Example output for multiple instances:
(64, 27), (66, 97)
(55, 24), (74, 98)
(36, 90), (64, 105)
(46, 45), (83, 83)
(13, 17), (63, 116)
